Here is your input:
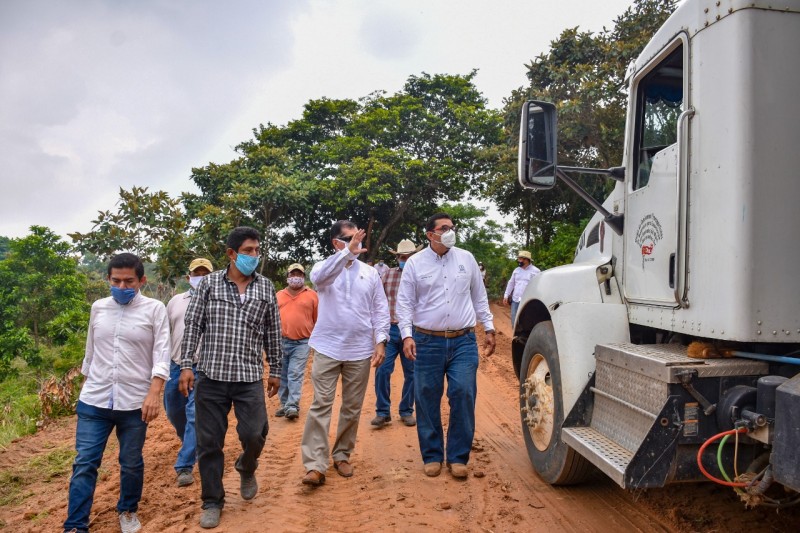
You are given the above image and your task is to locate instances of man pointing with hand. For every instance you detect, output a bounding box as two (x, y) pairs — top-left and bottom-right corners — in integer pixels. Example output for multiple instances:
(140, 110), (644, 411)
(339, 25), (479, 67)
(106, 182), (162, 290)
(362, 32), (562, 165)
(396, 212), (495, 480)
(179, 226), (282, 529)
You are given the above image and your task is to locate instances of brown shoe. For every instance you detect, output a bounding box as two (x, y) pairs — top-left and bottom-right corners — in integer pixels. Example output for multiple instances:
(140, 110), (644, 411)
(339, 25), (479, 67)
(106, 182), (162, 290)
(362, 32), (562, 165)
(423, 462), (442, 477)
(334, 460), (354, 477)
(448, 463), (468, 479)
(302, 470), (326, 486)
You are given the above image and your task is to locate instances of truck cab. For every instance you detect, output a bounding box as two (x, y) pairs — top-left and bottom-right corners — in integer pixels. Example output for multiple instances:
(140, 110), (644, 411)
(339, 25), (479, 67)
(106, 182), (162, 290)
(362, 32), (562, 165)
(513, 0), (800, 504)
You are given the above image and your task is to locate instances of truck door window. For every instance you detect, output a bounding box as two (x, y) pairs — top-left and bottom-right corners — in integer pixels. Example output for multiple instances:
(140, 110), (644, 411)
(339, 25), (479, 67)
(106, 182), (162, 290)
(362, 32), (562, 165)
(633, 46), (683, 189)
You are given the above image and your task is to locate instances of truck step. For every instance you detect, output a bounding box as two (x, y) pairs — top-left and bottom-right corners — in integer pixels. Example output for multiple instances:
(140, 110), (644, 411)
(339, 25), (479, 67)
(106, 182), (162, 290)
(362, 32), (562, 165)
(562, 343), (770, 488)
(562, 427), (633, 487)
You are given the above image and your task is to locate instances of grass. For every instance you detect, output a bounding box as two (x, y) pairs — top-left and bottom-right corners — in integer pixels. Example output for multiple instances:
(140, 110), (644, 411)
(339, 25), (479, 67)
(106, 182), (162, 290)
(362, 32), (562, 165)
(0, 345), (84, 449)
(0, 370), (42, 449)
(0, 446), (75, 507)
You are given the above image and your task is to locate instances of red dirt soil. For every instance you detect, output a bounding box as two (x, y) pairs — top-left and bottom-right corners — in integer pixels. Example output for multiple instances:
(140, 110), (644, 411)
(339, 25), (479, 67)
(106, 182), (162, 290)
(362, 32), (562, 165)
(1, 303), (797, 532)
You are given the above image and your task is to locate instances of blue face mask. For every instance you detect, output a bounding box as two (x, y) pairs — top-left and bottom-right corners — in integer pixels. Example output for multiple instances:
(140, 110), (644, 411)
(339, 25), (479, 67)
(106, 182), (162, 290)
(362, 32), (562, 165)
(111, 286), (136, 305)
(235, 253), (259, 276)
(398, 261), (406, 270)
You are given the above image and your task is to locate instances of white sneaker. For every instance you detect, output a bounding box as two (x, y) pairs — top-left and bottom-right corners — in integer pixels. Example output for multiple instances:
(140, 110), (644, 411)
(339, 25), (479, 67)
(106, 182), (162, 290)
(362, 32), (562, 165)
(119, 511), (142, 533)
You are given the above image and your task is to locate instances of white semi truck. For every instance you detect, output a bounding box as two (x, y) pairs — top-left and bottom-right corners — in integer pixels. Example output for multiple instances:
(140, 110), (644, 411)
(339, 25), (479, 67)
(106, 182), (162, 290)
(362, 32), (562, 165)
(514, 0), (800, 507)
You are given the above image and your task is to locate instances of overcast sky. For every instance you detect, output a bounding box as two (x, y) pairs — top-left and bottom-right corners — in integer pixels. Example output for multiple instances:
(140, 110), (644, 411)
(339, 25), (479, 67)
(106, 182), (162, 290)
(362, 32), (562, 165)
(0, 0), (633, 239)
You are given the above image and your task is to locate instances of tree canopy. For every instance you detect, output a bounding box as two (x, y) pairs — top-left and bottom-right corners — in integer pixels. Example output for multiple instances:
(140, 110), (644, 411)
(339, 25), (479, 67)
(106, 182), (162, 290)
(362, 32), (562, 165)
(67, 0), (677, 287)
(0, 227), (89, 375)
(486, 0), (677, 250)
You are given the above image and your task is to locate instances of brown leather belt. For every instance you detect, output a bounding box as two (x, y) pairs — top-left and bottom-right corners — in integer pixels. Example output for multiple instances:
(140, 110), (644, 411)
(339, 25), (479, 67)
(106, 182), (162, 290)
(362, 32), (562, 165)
(415, 326), (474, 338)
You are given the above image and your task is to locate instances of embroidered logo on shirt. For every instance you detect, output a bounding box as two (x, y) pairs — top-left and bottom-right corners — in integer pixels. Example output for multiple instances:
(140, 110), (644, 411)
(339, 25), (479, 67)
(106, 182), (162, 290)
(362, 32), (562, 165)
(458, 265), (466, 273)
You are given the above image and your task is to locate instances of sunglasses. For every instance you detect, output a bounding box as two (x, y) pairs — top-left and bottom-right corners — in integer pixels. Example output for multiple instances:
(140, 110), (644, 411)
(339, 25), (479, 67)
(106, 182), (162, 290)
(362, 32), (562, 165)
(337, 235), (354, 243)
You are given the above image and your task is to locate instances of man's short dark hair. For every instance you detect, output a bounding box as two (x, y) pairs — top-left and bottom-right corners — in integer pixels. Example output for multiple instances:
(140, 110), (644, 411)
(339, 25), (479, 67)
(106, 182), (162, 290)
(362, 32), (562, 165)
(226, 226), (261, 252)
(330, 220), (356, 240)
(425, 212), (453, 233)
(107, 253), (145, 279)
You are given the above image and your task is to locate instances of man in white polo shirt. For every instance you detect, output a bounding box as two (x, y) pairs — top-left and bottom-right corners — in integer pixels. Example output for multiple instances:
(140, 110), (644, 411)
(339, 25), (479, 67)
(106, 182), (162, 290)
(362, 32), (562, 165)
(396, 212), (495, 480)
(300, 220), (390, 486)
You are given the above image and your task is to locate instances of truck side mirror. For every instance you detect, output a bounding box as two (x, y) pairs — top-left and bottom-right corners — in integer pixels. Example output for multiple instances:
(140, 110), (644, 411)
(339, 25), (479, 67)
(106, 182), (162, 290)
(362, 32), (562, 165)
(518, 100), (557, 189)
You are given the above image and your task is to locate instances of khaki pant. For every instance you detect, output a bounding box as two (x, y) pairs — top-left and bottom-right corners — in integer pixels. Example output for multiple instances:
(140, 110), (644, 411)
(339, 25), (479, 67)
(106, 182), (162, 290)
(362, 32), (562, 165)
(301, 352), (371, 473)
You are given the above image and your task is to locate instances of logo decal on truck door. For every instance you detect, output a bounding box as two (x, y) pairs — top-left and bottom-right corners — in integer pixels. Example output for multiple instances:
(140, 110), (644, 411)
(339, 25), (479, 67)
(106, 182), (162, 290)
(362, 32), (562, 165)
(635, 214), (663, 268)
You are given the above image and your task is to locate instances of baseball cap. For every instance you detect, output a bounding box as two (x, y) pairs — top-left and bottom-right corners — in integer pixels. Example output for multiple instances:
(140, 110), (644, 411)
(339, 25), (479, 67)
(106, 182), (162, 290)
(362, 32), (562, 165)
(287, 263), (305, 274)
(189, 258), (213, 273)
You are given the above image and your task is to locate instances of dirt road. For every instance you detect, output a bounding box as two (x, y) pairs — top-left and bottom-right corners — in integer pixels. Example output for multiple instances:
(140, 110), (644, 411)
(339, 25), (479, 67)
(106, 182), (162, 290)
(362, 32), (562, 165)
(1, 303), (798, 532)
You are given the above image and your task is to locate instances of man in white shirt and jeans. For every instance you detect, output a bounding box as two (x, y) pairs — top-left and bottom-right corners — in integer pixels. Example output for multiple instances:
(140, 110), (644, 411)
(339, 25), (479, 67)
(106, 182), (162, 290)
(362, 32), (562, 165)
(396, 212), (496, 480)
(503, 250), (541, 327)
(300, 220), (390, 486)
(63, 253), (170, 533)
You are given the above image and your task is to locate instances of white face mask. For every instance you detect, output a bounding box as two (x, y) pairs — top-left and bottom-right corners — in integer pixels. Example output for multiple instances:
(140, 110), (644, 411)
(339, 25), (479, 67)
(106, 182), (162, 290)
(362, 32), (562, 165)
(287, 276), (305, 289)
(439, 229), (457, 249)
(189, 275), (204, 289)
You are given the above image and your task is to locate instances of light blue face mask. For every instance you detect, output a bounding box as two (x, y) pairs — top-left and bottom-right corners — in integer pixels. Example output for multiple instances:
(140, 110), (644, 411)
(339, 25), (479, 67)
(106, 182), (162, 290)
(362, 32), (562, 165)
(398, 261), (406, 270)
(236, 253), (259, 276)
(111, 286), (136, 305)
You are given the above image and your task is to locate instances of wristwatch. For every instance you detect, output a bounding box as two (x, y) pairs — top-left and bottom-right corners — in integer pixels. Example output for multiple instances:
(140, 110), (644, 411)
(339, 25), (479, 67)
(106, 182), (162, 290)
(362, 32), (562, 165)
(380, 339), (388, 346)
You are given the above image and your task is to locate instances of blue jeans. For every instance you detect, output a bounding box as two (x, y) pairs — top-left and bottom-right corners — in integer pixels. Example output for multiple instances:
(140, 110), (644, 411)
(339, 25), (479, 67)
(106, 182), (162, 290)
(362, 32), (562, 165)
(63, 400), (148, 533)
(278, 337), (311, 410)
(413, 331), (479, 465)
(164, 361), (197, 472)
(375, 324), (414, 417)
(511, 300), (520, 327)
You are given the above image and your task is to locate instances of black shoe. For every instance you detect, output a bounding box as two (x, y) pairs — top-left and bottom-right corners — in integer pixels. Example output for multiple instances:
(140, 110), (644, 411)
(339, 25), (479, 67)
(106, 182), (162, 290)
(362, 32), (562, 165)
(286, 407), (299, 420)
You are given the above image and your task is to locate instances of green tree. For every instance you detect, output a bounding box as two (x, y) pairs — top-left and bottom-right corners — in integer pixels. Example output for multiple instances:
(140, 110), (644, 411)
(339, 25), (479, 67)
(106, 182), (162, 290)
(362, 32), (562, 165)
(249, 72), (505, 261)
(487, 0), (677, 248)
(185, 145), (313, 276)
(69, 186), (189, 284)
(0, 236), (10, 259)
(0, 227), (89, 372)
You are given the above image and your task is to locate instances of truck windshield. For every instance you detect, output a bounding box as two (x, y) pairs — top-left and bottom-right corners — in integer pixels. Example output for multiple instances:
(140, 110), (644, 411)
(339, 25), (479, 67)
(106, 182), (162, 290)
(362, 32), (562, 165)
(634, 46), (683, 189)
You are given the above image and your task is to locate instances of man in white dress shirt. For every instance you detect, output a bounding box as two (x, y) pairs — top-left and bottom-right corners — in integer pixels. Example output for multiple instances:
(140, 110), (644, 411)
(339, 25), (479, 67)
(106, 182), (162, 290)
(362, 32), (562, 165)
(503, 250), (541, 327)
(396, 212), (496, 480)
(300, 220), (390, 486)
(63, 253), (170, 533)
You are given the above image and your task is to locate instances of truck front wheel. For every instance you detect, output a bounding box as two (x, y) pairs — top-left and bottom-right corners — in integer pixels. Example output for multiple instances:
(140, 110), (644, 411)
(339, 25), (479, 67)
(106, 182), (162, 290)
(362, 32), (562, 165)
(519, 320), (592, 484)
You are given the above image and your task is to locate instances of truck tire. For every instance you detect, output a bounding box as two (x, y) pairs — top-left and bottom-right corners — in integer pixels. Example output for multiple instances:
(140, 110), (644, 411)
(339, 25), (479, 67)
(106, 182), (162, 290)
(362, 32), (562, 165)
(519, 320), (592, 485)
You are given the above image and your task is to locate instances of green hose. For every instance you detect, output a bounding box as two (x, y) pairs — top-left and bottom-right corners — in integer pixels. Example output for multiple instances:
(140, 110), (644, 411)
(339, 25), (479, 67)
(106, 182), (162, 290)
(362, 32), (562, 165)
(717, 434), (733, 482)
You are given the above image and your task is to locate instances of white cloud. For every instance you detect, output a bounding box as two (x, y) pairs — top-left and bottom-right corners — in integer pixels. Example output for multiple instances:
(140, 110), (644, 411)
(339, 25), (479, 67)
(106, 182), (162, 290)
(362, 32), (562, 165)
(0, 0), (632, 240)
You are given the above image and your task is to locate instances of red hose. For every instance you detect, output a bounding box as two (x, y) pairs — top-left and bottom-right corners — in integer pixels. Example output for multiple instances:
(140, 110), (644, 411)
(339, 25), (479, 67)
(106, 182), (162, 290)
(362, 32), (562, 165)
(696, 428), (749, 487)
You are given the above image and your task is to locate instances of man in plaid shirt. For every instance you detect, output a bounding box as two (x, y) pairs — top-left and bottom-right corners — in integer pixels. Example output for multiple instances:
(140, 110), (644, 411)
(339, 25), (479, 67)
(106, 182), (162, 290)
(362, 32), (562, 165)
(178, 226), (282, 529)
(371, 239), (419, 428)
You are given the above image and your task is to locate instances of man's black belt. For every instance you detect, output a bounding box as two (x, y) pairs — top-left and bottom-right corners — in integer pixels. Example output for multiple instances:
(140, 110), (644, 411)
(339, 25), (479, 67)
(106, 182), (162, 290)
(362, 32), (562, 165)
(415, 327), (474, 339)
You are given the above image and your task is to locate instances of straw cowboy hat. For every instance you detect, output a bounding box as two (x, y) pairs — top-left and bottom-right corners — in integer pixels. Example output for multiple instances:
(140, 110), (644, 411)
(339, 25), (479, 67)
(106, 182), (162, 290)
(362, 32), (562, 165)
(390, 239), (423, 255)
(517, 250), (532, 260)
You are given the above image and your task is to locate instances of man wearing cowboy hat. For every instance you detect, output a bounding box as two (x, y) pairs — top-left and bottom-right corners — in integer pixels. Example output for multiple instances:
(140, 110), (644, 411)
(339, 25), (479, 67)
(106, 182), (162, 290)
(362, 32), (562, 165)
(503, 250), (541, 327)
(371, 239), (420, 428)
